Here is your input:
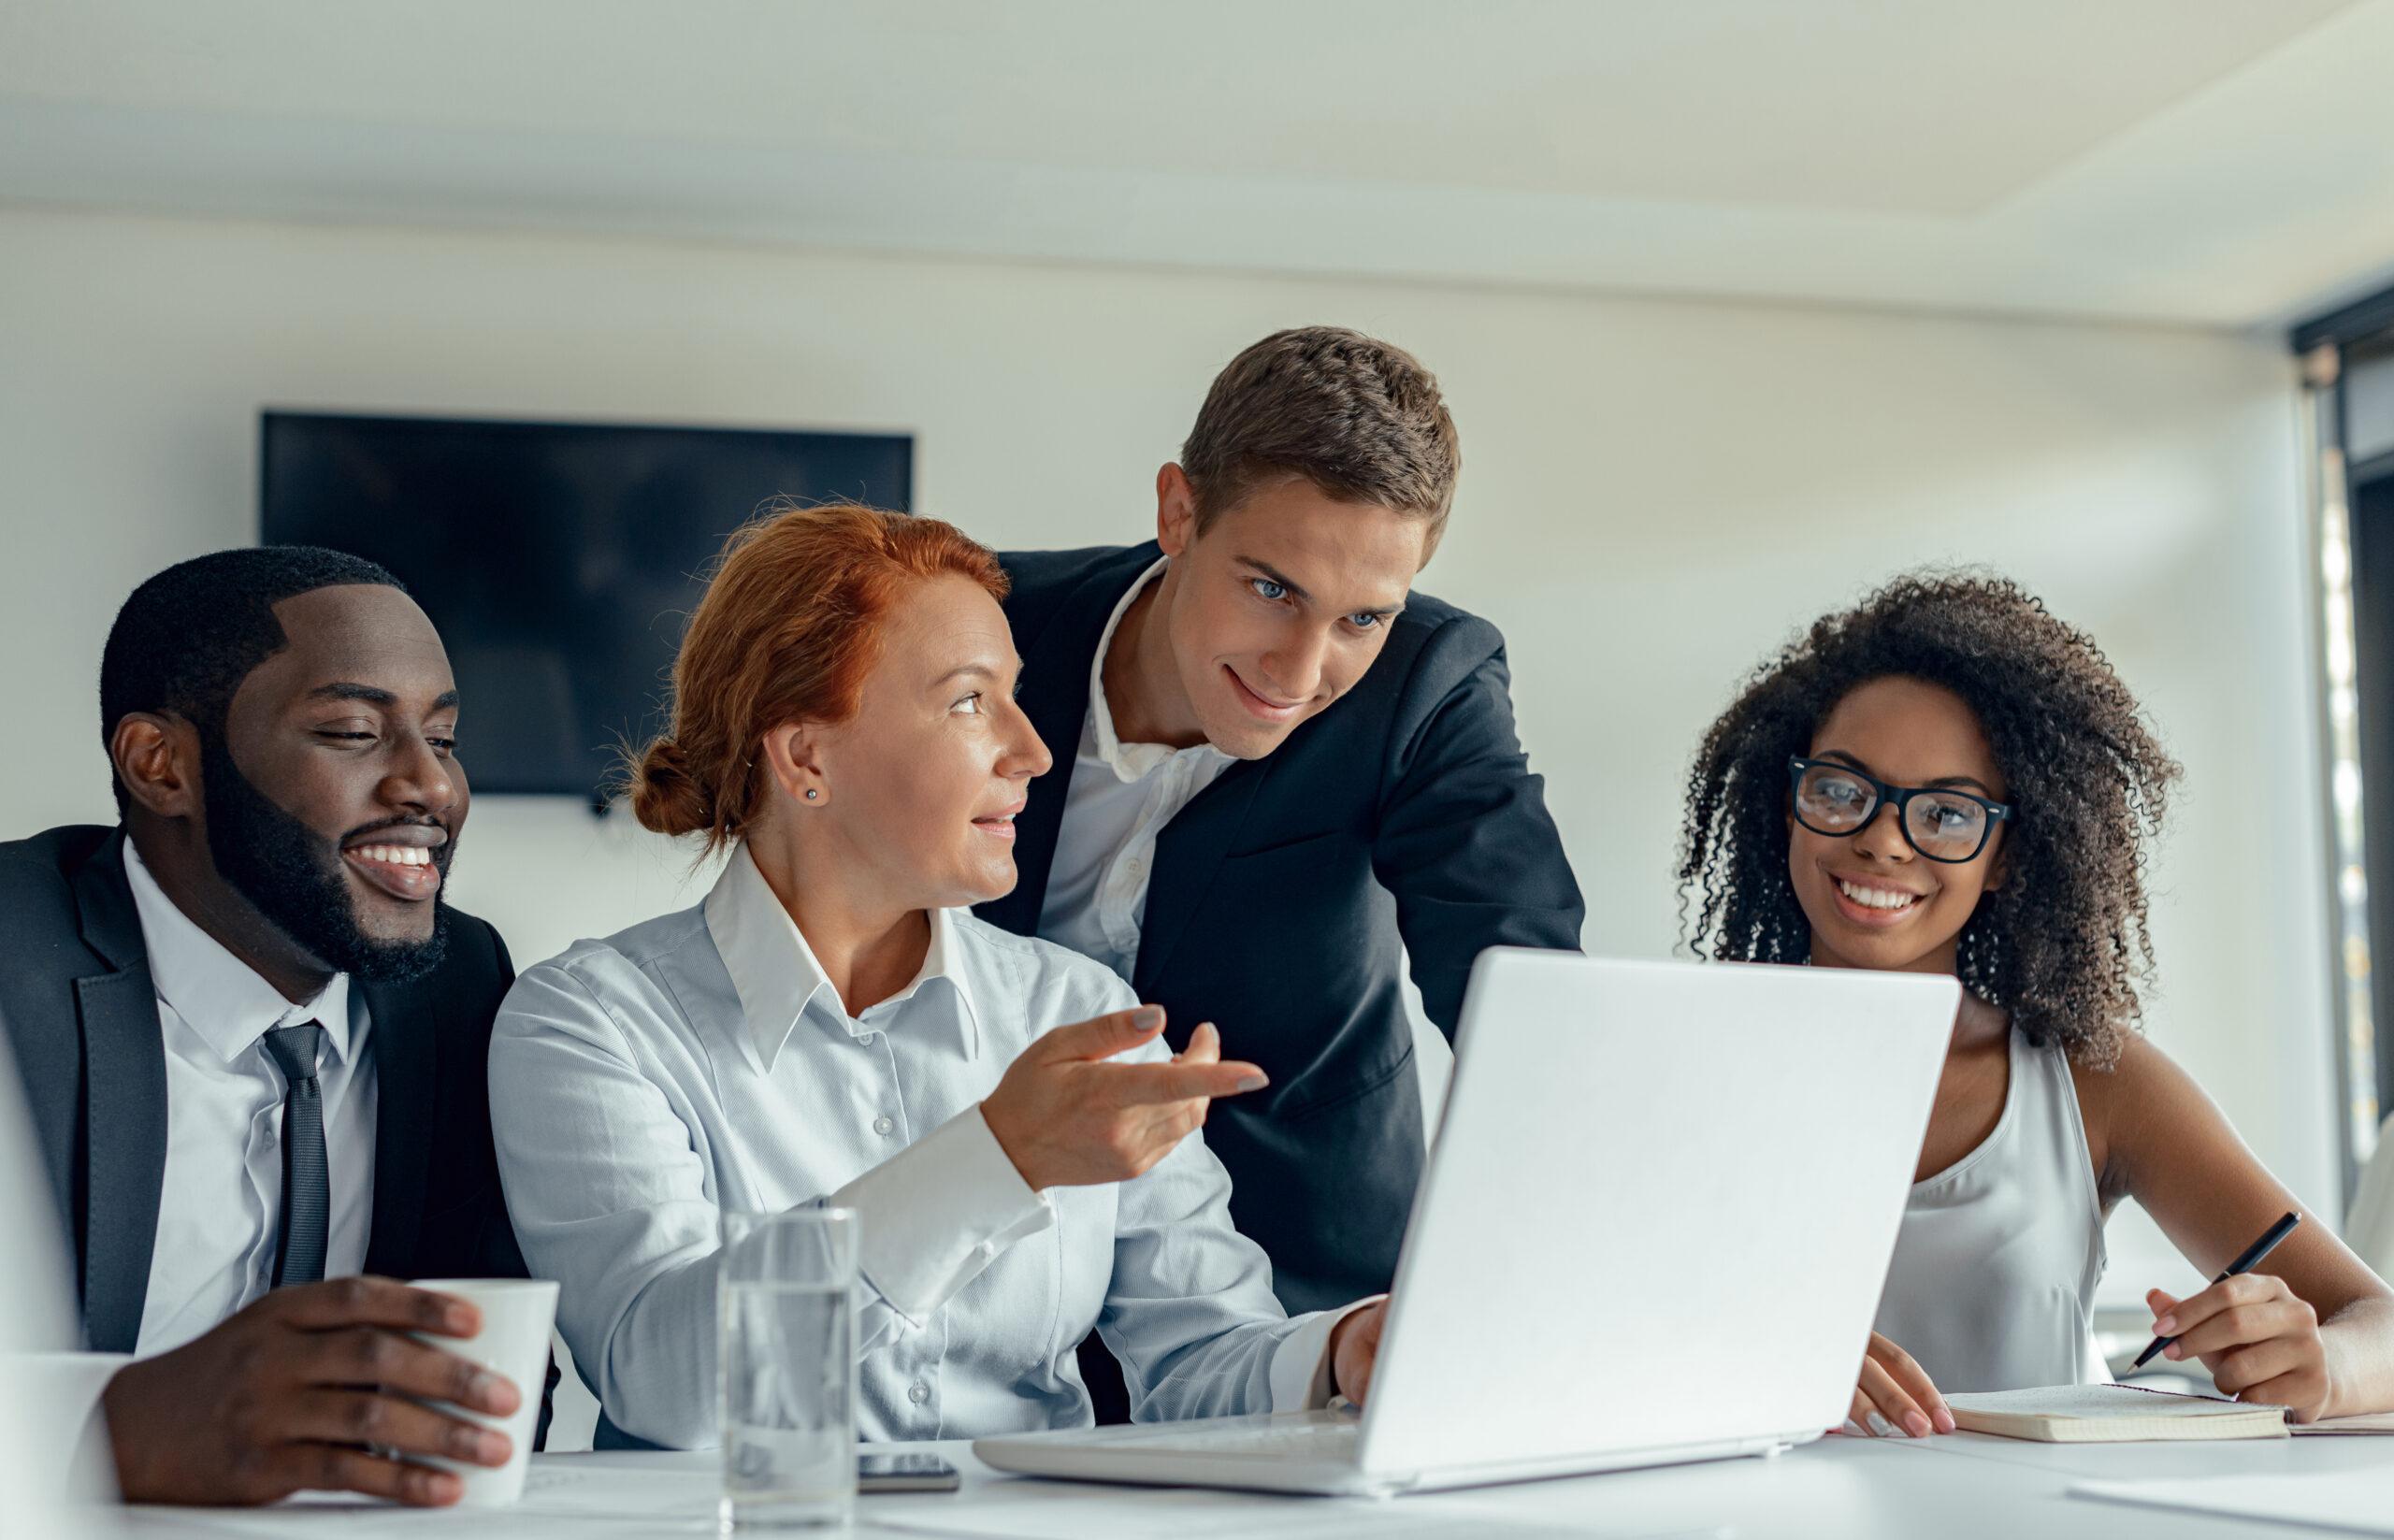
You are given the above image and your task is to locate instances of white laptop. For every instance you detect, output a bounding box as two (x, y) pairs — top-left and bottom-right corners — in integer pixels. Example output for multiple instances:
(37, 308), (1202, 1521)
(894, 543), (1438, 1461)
(974, 949), (1958, 1497)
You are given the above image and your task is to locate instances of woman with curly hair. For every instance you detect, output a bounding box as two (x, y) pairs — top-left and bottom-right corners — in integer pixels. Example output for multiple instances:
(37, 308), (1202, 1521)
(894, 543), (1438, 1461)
(1679, 572), (2394, 1435)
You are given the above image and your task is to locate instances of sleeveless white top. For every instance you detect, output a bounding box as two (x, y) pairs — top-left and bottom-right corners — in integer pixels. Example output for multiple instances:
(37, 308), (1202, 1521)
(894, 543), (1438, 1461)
(1872, 1028), (2109, 1392)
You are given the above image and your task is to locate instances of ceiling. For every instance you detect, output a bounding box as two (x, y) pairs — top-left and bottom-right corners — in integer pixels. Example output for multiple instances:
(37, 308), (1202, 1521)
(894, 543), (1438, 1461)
(6, 0), (2394, 327)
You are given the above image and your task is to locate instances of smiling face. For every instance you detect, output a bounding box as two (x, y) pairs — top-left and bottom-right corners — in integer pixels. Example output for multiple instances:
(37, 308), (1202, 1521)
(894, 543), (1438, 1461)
(797, 573), (1052, 912)
(209, 583), (468, 978)
(1152, 470), (1425, 759)
(1789, 675), (2009, 977)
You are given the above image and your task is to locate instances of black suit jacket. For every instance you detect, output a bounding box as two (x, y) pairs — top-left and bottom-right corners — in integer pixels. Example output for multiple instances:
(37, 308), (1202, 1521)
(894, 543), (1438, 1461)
(979, 544), (1585, 1310)
(0, 826), (541, 1406)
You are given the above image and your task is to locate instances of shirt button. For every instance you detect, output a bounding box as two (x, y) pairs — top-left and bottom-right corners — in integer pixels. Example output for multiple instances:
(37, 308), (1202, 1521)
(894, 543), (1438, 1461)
(908, 1382), (930, 1405)
(859, 1032), (880, 1046)
(1126, 856), (1146, 878)
(873, 1115), (896, 1137)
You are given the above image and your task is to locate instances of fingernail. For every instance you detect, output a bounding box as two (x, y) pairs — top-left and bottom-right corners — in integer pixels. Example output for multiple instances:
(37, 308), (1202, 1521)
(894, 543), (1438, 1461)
(1905, 1412), (1931, 1438)
(1132, 1006), (1164, 1030)
(2164, 1344), (2183, 1360)
(2155, 1315), (2176, 1333)
(1237, 1074), (1268, 1091)
(1933, 1407), (1955, 1433)
(471, 1371), (517, 1413)
(443, 1303), (478, 1336)
(409, 1469), (463, 1505)
(451, 1425), (506, 1463)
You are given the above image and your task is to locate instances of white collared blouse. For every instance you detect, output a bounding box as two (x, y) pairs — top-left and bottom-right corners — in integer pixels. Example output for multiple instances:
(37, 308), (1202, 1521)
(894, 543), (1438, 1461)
(488, 845), (1346, 1448)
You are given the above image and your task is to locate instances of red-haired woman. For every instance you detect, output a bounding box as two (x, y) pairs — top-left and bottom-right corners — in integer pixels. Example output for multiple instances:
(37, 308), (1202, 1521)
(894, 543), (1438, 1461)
(489, 504), (1386, 1449)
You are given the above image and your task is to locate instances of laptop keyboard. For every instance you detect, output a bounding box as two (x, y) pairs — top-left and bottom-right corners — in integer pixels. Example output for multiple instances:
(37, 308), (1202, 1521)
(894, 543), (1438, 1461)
(1105, 1419), (1363, 1460)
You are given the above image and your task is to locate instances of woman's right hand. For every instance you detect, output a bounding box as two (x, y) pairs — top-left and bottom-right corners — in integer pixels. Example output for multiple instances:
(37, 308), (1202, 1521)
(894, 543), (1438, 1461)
(1844, 1332), (1955, 1437)
(981, 1005), (1268, 1190)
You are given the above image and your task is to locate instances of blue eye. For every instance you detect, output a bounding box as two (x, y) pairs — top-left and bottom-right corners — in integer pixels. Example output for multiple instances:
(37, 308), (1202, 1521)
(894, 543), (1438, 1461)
(1249, 578), (1287, 601)
(1348, 612), (1382, 631)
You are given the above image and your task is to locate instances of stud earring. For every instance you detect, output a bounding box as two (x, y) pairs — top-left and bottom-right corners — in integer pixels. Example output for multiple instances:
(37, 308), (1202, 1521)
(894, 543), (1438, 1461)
(804, 789), (819, 801)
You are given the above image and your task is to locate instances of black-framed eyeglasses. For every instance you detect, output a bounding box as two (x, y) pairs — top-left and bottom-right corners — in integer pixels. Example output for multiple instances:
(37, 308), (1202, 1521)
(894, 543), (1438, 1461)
(1788, 756), (2013, 865)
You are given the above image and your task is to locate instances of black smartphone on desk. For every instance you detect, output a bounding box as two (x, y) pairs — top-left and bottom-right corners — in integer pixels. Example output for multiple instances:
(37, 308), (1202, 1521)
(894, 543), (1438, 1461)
(858, 1452), (962, 1492)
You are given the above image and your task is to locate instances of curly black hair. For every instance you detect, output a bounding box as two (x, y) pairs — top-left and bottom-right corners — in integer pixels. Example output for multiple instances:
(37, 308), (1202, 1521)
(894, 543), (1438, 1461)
(1676, 571), (2183, 1065)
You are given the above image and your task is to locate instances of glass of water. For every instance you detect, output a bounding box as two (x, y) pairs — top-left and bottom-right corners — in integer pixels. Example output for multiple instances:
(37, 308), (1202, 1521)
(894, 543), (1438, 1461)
(718, 1207), (858, 1531)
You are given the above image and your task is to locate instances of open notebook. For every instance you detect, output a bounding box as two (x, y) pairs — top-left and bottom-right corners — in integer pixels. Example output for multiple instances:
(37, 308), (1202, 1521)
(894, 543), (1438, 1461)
(1944, 1384), (2287, 1442)
(1945, 1383), (2394, 1442)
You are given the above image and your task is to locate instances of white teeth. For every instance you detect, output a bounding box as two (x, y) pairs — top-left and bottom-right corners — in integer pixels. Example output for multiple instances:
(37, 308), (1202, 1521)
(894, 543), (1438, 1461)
(353, 845), (431, 867)
(1838, 878), (1917, 911)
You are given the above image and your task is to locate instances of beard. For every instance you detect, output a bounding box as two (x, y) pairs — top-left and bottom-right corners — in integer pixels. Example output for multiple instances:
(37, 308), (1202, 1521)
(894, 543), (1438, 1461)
(199, 735), (454, 986)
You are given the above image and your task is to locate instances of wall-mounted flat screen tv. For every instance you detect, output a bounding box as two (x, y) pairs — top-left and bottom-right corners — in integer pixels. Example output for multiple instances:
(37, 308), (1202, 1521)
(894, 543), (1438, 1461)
(261, 410), (914, 804)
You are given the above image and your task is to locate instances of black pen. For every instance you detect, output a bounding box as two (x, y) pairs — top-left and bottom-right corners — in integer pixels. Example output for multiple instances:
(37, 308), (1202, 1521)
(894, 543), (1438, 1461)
(2132, 1211), (2303, 1369)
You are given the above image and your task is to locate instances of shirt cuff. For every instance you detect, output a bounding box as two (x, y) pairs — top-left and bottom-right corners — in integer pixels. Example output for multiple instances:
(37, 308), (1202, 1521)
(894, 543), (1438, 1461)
(16, 1352), (128, 1500)
(1268, 1296), (1386, 1412)
(829, 1104), (1054, 1327)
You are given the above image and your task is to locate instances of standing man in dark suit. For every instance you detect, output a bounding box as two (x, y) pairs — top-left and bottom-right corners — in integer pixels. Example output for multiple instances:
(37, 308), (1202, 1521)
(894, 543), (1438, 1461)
(979, 328), (1584, 1350)
(3, 547), (540, 1507)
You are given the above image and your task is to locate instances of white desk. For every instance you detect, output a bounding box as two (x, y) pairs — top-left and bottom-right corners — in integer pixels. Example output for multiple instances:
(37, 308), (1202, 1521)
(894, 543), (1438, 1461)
(109, 1433), (2394, 1539)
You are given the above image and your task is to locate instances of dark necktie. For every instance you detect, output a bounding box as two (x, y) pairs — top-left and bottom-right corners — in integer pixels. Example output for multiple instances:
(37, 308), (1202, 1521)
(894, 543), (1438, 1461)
(262, 1021), (329, 1288)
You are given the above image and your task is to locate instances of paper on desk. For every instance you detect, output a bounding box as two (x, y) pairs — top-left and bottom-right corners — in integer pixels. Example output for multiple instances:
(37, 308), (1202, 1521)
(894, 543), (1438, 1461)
(512, 1461), (718, 1518)
(866, 1484), (1600, 1540)
(114, 1466), (720, 1537)
(117, 1495), (421, 1539)
(2073, 1466), (2394, 1535)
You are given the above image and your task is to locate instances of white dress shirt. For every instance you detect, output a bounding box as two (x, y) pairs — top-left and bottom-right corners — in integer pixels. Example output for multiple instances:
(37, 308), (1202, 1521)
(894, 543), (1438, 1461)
(489, 845), (1355, 1448)
(1038, 556), (1234, 981)
(121, 842), (376, 1355)
(41, 842), (376, 1472)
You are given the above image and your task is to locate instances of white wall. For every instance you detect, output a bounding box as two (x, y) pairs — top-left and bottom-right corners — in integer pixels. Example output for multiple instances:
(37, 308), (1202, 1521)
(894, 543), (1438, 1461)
(0, 205), (2333, 1379)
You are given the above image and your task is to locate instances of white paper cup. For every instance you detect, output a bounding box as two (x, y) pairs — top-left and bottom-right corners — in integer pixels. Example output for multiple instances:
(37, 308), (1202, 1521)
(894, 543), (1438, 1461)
(407, 1277), (558, 1507)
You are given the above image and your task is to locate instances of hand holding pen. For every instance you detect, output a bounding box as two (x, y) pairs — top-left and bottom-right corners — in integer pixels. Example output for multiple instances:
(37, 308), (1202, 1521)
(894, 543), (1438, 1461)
(2138, 1212), (2338, 1421)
